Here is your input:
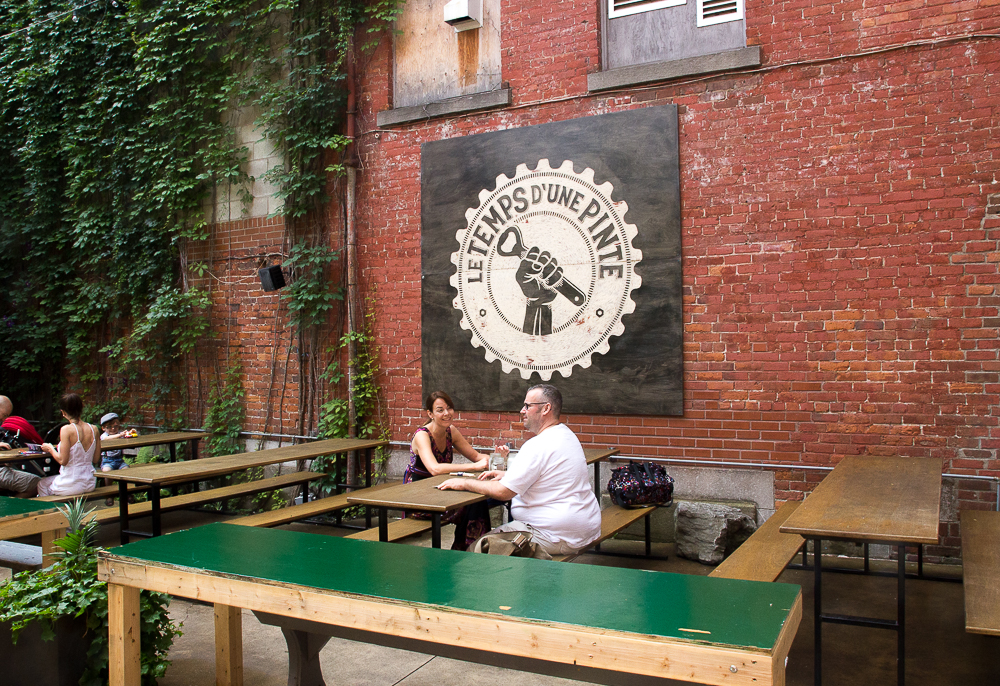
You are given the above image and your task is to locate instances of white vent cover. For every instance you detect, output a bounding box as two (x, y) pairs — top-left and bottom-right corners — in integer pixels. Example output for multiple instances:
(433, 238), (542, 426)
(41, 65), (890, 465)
(444, 0), (483, 31)
(697, 0), (744, 26)
(608, 0), (686, 19)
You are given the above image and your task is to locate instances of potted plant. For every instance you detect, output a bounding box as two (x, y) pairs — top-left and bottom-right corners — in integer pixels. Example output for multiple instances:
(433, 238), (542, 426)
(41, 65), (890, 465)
(0, 499), (180, 686)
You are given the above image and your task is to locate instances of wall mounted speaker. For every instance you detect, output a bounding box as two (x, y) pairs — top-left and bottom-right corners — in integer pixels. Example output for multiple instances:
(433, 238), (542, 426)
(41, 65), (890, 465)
(259, 265), (286, 292)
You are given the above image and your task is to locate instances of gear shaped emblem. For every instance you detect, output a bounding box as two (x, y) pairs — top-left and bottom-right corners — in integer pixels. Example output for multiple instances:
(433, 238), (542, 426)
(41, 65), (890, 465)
(450, 159), (642, 380)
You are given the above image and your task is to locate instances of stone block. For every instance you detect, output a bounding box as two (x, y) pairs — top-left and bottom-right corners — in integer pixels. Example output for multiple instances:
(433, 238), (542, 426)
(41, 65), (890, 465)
(675, 499), (757, 565)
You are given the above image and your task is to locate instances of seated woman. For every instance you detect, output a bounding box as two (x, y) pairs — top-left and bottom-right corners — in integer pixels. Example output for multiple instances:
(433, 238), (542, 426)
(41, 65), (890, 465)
(405, 391), (498, 551)
(37, 393), (100, 497)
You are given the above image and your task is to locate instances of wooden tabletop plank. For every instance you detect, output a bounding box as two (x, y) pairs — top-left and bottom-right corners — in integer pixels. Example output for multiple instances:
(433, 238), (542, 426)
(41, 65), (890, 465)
(101, 430), (209, 450)
(0, 448), (47, 464)
(346, 474), (485, 512)
(779, 456), (941, 544)
(0, 430), (210, 465)
(960, 509), (1000, 636)
(102, 522), (801, 652)
(100, 438), (388, 485)
(584, 447), (619, 464)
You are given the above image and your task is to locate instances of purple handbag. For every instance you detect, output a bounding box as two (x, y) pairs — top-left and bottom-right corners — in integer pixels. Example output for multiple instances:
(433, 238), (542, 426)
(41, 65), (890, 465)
(607, 460), (674, 509)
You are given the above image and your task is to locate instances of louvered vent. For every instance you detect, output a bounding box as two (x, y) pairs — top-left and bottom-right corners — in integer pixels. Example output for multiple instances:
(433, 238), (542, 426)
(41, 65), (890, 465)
(697, 0), (744, 26)
(608, 0), (686, 19)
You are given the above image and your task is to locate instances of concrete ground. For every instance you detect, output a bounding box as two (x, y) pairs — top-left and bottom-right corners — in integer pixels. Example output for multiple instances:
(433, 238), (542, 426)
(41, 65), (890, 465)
(4, 508), (999, 686)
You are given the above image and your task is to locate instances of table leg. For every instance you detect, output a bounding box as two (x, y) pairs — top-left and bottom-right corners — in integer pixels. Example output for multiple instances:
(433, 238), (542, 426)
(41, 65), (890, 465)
(280, 626), (330, 686)
(378, 508), (388, 542)
(814, 536), (823, 686)
(151, 487), (162, 537)
(645, 512), (652, 557)
(108, 583), (141, 686)
(432, 513), (442, 549)
(169, 443), (176, 463)
(191, 438), (199, 460)
(118, 481), (131, 545)
(897, 544), (905, 686)
(40, 527), (66, 568)
(214, 603), (243, 686)
(365, 447), (373, 530)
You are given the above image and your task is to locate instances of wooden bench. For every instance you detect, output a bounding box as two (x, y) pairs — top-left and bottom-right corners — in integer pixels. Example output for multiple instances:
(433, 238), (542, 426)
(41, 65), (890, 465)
(346, 518), (433, 542)
(100, 522), (802, 686)
(551, 504), (659, 562)
(37, 480), (182, 504)
(0, 496), (69, 567)
(710, 501), (804, 583)
(228, 482), (393, 528)
(83, 471), (322, 524)
(960, 509), (1000, 635)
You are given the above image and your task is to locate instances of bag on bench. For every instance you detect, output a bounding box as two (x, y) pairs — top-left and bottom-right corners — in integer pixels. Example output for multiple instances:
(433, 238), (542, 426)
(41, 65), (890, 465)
(607, 460), (674, 509)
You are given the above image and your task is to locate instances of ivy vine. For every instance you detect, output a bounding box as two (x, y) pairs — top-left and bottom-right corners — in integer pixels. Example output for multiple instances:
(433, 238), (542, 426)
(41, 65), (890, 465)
(0, 0), (402, 433)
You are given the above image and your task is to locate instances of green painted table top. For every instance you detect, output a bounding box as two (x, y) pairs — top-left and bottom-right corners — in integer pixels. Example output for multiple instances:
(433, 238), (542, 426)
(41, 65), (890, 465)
(106, 522), (800, 651)
(0, 496), (59, 519)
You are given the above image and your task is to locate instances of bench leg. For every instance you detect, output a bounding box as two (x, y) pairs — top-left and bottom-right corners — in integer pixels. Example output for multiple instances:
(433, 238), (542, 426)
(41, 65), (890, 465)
(280, 628), (331, 686)
(215, 604), (243, 686)
(108, 583), (141, 686)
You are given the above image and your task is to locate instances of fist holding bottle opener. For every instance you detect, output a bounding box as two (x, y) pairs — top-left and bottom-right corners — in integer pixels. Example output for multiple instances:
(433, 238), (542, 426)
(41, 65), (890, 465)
(497, 225), (587, 335)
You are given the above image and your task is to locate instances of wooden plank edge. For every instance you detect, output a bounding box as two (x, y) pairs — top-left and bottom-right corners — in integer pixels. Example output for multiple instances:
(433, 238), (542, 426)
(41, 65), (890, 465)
(97, 557), (786, 686)
(0, 510), (70, 539)
(768, 590), (802, 685)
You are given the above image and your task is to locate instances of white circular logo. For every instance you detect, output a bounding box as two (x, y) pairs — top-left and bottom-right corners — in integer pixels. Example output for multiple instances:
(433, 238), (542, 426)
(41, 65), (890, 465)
(450, 159), (642, 380)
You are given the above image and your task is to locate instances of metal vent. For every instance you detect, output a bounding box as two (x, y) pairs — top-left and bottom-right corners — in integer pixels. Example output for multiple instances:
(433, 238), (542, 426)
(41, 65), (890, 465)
(609, 0), (686, 20)
(697, 0), (744, 26)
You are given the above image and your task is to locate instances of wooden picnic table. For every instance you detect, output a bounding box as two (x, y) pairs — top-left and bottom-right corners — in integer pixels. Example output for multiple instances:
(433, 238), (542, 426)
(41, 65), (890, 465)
(347, 473), (481, 548)
(0, 496), (69, 566)
(0, 429), (209, 467)
(347, 447), (618, 549)
(99, 522), (802, 686)
(102, 437), (388, 544)
(101, 430), (209, 462)
(779, 455), (942, 686)
(584, 446), (618, 500)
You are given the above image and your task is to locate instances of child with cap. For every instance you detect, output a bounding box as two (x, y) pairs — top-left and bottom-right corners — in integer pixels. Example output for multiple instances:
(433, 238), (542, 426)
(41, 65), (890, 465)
(99, 413), (129, 472)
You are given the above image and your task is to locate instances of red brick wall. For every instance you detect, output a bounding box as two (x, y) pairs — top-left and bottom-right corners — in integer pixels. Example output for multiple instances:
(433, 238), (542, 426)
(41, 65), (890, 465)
(346, 0), (1000, 550)
(162, 1), (1000, 554)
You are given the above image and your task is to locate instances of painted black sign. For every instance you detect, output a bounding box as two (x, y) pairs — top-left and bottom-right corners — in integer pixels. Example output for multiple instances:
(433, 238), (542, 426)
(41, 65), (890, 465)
(421, 106), (681, 415)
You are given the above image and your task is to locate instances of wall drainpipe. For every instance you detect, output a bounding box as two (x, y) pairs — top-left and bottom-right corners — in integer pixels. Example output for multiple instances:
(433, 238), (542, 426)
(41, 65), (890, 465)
(345, 41), (360, 486)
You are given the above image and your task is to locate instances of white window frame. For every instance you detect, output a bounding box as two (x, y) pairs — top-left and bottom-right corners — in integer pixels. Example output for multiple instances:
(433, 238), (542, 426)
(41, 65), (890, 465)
(608, 0), (686, 19)
(696, 0), (745, 26)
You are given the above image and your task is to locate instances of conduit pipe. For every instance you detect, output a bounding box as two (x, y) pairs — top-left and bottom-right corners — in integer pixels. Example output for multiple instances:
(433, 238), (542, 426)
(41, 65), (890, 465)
(344, 41), (360, 485)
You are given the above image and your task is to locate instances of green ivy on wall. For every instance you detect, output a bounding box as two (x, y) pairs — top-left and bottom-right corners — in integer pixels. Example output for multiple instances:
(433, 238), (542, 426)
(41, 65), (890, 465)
(0, 0), (402, 424)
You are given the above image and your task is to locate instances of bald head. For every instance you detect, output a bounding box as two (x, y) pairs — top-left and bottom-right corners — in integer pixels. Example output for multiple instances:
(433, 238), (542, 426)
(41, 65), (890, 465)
(0, 396), (11, 422)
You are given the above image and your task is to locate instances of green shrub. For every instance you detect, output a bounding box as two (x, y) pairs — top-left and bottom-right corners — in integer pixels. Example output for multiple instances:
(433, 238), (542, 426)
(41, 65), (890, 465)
(0, 499), (180, 685)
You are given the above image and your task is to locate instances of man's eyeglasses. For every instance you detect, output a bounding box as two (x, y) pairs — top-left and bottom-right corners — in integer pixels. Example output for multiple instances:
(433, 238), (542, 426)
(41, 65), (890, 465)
(522, 402), (548, 409)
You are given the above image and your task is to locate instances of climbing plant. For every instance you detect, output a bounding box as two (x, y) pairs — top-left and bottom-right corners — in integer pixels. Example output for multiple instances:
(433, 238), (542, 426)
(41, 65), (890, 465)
(0, 0), (402, 426)
(312, 305), (390, 494)
(204, 363), (246, 457)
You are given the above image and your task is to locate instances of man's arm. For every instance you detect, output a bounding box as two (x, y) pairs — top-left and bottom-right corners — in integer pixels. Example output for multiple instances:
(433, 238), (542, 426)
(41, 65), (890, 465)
(438, 475), (516, 501)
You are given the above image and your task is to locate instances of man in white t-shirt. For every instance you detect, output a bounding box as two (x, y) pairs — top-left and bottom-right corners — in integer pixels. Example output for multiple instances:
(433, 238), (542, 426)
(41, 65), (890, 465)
(439, 384), (601, 555)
